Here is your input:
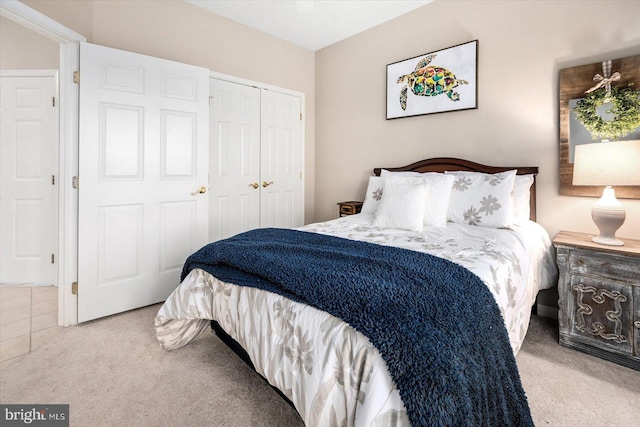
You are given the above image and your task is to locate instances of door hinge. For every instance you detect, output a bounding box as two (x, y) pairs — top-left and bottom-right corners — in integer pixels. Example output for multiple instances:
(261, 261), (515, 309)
(52, 96), (56, 107)
(71, 282), (78, 295)
(73, 71), (80, 84)
(51, 254), (55, 264)
(52, 175), (56, 185)
(300, 112), (302, 120)
(72, 176), (79, 189)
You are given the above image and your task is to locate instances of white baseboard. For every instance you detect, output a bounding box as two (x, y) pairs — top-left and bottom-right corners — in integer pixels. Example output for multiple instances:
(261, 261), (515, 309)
(0, 282), (56, 287)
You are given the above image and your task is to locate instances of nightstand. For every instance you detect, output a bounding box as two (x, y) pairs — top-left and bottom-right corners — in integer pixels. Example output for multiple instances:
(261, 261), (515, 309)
(337, 201), (363, 217)
(553, 231), (640, 371)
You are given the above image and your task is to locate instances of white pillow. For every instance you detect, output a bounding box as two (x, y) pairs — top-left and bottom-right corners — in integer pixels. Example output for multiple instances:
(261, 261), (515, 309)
(445, 170), (517, 228)
(373, 181), (429, 232)
(379, 171), (454, 227)
(361, 175), (423, 216)
(513, 174), (534, 225)
(361, 176), (385, 215)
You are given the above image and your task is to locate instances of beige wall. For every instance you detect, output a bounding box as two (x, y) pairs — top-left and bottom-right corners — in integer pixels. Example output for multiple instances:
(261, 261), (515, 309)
(21, 0), (316, 221)
(8, 0), (640, 238)
(315, 0), (640, 240)
(0, 16), (59, 69)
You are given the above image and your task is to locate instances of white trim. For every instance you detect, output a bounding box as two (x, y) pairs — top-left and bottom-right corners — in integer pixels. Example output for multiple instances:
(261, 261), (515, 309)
(209, 70), (304, 98)
(0, 0), (86, 44)
(298, 92), (306, 224)
(1, 0), (85, 326)
(58, 43), (80, 326)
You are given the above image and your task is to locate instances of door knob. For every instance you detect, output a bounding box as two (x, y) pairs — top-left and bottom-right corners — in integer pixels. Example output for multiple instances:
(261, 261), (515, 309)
(262, 181), (274, 187)
(249, 183), (259, 189)
(191, 186), (207, 195)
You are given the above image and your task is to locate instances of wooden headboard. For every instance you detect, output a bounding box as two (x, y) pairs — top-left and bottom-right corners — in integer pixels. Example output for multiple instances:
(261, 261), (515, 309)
(373, 157), (539, 221)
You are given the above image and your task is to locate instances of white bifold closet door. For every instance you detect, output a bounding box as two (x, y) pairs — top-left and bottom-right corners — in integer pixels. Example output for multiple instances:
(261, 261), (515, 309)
(77, 42), (209, 323)
(209, 78), (303, 242)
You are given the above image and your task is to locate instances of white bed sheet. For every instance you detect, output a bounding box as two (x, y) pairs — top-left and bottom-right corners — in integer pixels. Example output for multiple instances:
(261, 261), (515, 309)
(155, 215), (557, 426)
(303, 213), (557, 353)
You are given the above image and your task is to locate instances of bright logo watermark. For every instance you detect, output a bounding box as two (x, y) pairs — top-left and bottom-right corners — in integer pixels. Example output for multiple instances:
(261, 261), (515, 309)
(1, 405), (68, 426)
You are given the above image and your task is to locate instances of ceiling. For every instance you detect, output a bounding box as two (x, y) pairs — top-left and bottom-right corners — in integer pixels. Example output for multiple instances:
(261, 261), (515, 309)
(184, 0), (434, 51)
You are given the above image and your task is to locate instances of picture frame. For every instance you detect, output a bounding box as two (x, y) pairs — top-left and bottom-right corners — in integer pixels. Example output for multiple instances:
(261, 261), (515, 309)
(386, 40), (478, 120)
(559, 53), (640, 199)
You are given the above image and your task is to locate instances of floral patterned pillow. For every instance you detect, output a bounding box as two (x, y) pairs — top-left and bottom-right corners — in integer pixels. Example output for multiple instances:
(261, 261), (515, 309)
(361, 176), (385, 215)
(445, 170), (517, 228)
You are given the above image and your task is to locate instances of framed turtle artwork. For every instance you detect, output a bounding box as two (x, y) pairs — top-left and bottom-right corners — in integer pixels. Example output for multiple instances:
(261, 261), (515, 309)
(386, 40), (478, 120)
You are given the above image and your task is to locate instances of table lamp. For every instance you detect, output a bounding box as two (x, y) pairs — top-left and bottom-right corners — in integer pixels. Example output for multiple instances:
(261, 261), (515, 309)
(572, 140), (640, 246)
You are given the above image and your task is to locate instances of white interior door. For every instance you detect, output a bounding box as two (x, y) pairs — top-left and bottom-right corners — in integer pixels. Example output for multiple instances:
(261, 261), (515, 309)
(78, 42), (209, 322)
(260, 89), (303, 228)
(0, 73), (58, 285)
(209, 78), (260, 241)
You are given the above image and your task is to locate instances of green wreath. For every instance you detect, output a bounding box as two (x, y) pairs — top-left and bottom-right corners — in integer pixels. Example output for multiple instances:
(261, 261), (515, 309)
(573, 84), (640, 140)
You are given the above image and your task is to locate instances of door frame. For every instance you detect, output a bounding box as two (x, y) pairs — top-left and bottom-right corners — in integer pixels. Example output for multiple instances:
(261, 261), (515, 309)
(210, 70), (306, 100)
(0, 0), (86, 326)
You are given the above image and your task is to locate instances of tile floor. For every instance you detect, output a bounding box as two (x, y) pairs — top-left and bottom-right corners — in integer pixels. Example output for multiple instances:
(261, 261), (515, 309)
(0, 286), (63, 366)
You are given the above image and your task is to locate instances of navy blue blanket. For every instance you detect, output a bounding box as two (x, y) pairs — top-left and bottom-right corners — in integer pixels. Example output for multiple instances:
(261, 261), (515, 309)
(181, 228), (533, 427)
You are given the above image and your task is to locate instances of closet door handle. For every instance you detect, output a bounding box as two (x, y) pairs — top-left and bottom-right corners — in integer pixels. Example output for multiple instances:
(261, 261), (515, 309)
(262, 181), (274, 188)
(191, 185), (207, 195)
(249, 183), (259, 189)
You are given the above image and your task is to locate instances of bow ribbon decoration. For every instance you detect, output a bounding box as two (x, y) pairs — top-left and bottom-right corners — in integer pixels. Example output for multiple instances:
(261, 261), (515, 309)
(585, 60), (621, 96)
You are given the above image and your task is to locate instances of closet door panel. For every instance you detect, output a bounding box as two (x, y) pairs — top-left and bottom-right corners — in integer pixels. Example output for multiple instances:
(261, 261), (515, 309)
(209, 79), (260, 241)
(260, 90), (303, 229)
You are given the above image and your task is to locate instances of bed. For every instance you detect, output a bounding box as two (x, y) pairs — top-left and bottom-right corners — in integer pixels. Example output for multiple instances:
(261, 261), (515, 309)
(155, 157), (557, 427)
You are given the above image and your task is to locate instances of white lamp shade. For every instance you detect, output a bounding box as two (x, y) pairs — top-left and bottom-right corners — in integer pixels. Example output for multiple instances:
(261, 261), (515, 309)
(572, 140), (639, 246)
(573, 140), (640, 186)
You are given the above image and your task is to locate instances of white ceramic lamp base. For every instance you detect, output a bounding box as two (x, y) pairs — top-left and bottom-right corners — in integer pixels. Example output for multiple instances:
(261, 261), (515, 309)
(591, 186), (626, 246)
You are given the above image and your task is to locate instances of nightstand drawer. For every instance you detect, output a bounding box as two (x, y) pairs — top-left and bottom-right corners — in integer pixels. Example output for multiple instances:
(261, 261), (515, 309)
(337, 201), (363, 217)
(568, 248), (640, 283)
(566, 274), (635, 356)
(340, 205), (358, 215)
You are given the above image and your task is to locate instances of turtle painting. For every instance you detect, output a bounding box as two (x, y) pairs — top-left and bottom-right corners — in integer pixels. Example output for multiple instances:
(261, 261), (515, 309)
(396, 54), (469, 110)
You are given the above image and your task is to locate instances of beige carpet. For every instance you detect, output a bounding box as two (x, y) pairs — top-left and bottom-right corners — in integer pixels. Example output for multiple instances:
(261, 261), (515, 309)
(1, 305), (638, 426)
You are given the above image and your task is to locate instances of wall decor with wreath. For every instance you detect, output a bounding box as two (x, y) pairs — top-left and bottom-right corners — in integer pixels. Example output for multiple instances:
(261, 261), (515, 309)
(559, 53), (640, 198)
